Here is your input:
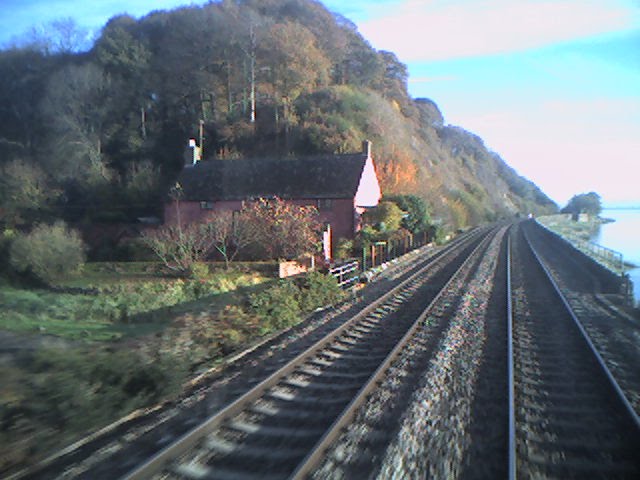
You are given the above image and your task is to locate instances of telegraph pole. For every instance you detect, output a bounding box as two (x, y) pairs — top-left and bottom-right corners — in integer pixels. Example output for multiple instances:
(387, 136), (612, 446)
(249, 25), (256, 124)
(199, 119), (204, 159)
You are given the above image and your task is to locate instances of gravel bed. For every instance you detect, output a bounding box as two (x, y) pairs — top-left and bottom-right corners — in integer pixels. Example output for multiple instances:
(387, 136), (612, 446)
(312, 227), (506, 479)
(457, 229), (509, 480)
(375, 227), (504, 478)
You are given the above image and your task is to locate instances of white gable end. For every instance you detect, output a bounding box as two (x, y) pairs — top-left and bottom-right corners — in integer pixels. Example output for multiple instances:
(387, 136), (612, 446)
(354, 156), (381, 207)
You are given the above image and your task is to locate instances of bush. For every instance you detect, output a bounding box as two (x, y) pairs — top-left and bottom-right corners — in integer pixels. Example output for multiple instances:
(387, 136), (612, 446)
(16, 347), (186, 434)
(9, 221), (87, 285)
(365, 201), (404, 233)
(298, 271), (346, 312)
(0, 229), (17, 274)
(385, 195), (432, 234)
(249, 272), (346, 333)
(189, 262), (210, 281)
(249, 280), (302, 330)
(334, 238), (354, 262)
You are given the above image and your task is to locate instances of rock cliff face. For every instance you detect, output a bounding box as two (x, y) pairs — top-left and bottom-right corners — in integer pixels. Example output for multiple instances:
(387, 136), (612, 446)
(377, 98), (558, 227)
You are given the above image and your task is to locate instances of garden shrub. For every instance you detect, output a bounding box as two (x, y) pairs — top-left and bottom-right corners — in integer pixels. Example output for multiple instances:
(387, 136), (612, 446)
(298, 271), (346, 312)
(9, 221), (86, 285)
(249, 272), (346, 332)
(215, 305), (259, 354)
(0, 228), (16, 274)
(23, 348), (186, 433)
(334, 238), (354, 262)
(249, 280), (302, 330)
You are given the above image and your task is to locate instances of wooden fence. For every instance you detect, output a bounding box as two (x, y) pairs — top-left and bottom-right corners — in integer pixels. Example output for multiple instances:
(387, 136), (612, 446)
(328, 260), (360, 288)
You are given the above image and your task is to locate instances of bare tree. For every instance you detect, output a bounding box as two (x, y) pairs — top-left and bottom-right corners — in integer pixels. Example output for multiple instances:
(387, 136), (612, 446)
(20, 17), (91, 54)
(207, 211), (254, 269)
(141, 222), (217, 275)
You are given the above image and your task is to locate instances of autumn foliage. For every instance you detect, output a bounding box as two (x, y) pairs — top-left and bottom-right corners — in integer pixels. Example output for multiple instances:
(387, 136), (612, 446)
(241, 197), (321, 261)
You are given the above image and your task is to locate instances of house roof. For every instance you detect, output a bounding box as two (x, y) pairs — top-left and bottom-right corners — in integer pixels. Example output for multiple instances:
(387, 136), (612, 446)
(175, 153), (372, 201)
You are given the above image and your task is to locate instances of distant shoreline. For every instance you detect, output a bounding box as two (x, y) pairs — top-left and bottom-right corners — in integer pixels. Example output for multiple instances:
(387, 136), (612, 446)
(536, 213), (639, 270)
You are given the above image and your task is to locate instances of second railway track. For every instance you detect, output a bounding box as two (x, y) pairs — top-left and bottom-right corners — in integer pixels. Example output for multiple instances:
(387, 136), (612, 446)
(509, 224), (640, 478)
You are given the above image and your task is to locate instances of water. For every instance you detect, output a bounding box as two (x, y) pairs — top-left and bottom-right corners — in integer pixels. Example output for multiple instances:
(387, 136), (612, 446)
(592, 208), (640, 305)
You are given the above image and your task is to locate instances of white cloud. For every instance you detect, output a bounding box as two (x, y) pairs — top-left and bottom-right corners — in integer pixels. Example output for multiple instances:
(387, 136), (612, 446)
(408, 75), (458, 83)
(454, 98), (640, 205)
(359, 0), (639, 61)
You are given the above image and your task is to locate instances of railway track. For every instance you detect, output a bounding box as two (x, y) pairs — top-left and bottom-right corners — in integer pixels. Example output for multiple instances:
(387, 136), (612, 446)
(310, 225), (507, 479)
(115, 227), (498, 479)
(523, 220), (640, 412)
(508, 225), (640, 478)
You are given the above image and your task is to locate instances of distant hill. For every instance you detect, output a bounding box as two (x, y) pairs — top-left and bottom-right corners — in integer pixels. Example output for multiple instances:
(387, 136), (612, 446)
(0, 0), (557, 228)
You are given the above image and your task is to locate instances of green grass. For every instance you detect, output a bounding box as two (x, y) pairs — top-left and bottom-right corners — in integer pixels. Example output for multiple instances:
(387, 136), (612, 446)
(0, 267), (345, 476)
(0, 285), (167, 340)
(58, 261), (170, 287)
(0, 263), (270, 341)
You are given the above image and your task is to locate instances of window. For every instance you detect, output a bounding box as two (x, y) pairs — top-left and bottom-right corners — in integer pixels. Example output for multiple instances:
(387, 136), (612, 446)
(317, 199), (333, 211)
(200, 201), (214, 210)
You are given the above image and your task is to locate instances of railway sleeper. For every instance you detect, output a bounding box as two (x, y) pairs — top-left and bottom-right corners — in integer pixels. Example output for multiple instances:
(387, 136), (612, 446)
(317, 359), (383, 372)
(265, 389), (353, 406)
(295, 366), (370, 380)
(524, 436), (639, 457)
(518, 372), (598, 386)
(521, 389), (609, 404)
(224, 420), (324, 441)
(525, 451), (639, 477)
(281, 378), (362, 393)
(172, 462), (283, 480)
(519, 417), (624, 437)
(521, 403), (622, 417)
(317, 350), (385, 364)
(328, 343), (386, 356)
(351, 326), (379, 335)
(248, 405), (337, 426)
(205, 435), (308, 463)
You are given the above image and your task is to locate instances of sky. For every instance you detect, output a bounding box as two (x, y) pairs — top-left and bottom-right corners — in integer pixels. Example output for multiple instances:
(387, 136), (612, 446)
(1, 0), (639, 207)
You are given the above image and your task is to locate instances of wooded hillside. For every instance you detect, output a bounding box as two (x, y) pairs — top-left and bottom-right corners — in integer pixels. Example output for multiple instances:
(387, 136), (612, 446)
(0, 0), (557, 230)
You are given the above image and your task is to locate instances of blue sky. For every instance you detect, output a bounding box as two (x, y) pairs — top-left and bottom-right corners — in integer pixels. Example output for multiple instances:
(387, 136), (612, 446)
(1, 0), (639, 207)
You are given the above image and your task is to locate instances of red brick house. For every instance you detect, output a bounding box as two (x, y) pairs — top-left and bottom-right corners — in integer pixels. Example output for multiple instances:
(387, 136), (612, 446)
(165, 141), (381, 260)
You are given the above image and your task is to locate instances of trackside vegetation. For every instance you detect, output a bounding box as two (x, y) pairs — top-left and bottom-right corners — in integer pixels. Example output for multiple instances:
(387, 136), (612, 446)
(0, 256), (346, 474)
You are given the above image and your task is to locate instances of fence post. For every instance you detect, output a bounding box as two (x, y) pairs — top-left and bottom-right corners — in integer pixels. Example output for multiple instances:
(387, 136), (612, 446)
(361, 246), (366, 272)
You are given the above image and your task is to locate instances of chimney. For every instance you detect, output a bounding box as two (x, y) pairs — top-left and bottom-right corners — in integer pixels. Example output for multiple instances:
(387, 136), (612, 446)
(362, 139), (372, 158)
(184, 138), (201, 167)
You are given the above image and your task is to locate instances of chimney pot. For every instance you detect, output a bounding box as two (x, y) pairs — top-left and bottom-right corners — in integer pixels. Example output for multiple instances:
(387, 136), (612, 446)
(362, 139), (372, 157)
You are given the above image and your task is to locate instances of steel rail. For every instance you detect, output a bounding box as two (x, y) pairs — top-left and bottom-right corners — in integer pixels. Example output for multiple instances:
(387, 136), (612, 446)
(121, 229), (488, 480)
(522, 229), (640, 431)
(289, 227), (498, 479)
(506, 234), (516, 480)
